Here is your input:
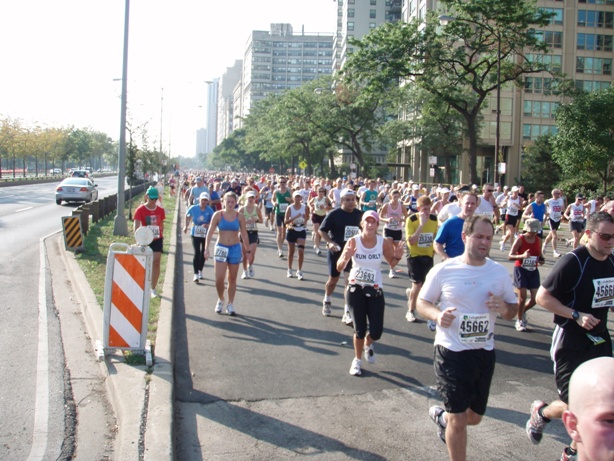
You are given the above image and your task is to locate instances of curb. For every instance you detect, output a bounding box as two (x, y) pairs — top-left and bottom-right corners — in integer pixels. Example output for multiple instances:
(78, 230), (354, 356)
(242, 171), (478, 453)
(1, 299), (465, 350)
(144, 193), (180, 460)
(57, 192), (179, 461)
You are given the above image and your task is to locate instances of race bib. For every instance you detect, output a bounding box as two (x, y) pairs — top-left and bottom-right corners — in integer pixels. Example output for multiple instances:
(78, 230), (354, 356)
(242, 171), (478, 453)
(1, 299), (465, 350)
(458, 313), (490, 344)
(246, 221), (257, 231)
(592, 277), (614, 308)
(344, 226), (360, 241)
(353, 268), (377, 286)
(550, 211), (561, 221)
(293, 217), (305, 227)
(389, 218), (399, 228)
(193, 226), (208, 238)
(279, 203), (288, 213)
(522, 256), (537, 271)
(368, 200), (376, 207)
(214, 245), (229, 263)
(148, 225), (160, 239)
(418, 233), (434, 247)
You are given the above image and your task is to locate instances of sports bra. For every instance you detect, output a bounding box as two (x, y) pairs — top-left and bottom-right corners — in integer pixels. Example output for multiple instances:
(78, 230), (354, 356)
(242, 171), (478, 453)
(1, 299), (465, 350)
(219, 213), (240, 232)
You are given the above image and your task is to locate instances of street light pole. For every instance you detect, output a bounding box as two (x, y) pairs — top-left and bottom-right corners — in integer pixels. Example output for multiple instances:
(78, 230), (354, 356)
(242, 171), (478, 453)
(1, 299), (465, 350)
(494, 34), (502, 187)
(113, 0), (130, 236)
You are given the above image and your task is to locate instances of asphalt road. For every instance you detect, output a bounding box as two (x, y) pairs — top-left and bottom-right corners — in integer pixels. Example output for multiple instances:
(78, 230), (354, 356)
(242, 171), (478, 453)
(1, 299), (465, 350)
(172, 202), (605, 461)
(0, 176), (120, 460)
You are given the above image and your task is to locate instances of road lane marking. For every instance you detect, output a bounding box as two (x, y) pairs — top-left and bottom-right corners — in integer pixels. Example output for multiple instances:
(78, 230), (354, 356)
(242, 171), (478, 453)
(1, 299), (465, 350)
(16, 206), (33, 213)
(27, 237), (52, 461)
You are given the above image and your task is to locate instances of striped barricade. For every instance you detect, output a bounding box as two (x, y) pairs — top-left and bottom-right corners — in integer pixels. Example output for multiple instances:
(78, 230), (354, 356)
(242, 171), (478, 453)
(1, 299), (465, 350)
(62, 216), (84, 252)
(97, 242), (153, 365)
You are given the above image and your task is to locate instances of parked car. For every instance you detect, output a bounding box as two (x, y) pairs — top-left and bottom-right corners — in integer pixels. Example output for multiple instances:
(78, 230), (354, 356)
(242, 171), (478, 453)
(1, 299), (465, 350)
(71, 169), (90, 178)
(49, 168), (62, 175)
(55, 178), (98, 205)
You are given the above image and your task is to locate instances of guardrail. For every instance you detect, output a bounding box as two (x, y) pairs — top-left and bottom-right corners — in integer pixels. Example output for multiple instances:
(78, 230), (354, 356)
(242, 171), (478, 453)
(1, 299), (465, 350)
(70, 182), (155, 237)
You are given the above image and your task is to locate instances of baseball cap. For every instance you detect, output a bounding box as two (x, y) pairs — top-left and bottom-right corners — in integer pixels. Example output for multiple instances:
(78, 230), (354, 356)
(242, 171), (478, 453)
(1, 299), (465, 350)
(576, 193), (584, 199)
(199, 192), (210, 201)
(146, 186), (159, 199)
(412, 184), (420, 190)
(341, 189), (355, 198)
(511, 186), (519, 192)
(195, 176), (203, 182)
(246, 191), (256, 198)
(523, 218), (541, 233)
(292, 190), (302, 198)
(440, 187), (450, 194)
(361, 210), (380, 223)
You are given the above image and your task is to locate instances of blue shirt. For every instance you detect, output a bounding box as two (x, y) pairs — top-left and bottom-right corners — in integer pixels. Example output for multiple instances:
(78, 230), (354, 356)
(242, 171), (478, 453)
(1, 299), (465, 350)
(186, 205), (214, 237)
(529, 201), (546, 222)
(435, 215), (465, 258)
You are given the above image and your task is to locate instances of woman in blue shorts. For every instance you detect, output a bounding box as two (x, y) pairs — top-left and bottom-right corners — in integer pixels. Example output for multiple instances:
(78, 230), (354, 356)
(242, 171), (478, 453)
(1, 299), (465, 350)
(205, 192), (250, 316)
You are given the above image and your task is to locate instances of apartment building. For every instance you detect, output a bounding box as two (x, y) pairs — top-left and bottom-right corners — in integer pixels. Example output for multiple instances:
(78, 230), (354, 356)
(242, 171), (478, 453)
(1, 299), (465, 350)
(397, 0), (614, 186)
(216, 60), (243, 146)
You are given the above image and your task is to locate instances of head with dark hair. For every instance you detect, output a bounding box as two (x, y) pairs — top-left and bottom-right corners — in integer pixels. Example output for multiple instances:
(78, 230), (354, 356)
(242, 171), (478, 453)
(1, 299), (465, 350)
(587, 211), (614, 231)
(463, 214), (494, 236)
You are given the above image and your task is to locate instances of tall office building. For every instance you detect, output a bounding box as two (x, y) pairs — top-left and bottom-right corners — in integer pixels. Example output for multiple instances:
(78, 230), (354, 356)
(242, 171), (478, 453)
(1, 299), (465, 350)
(217, 61), (243, 145)
(397, 0), (614, 185)
(332, 0), (403, 167)
(239, 24), (334, 119)
(205, 79), (219, 154)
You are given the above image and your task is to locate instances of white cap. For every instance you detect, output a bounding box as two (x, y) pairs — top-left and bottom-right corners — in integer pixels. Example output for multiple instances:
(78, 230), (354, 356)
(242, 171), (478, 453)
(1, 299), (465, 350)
(199, 192), (210, 201)
(246, 191), (256, 198)
(292, 190), (302, 198)
(511, 186), (519, 192)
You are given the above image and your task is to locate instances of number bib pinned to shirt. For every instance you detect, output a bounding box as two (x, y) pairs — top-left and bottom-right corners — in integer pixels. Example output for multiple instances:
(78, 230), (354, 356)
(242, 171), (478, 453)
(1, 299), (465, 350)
(344, 226), (360, 241)
(214, 245), (229, 263)
(148, 225), (160, 239)
(279, 203), (288, 213)
(593, 277), (614, 308)
(193, 226), (208, 238)
(353, 268), (377, 286)
(522, 256), (538, 271)
(418, 233), (434, 247)
(458, 313), (490, 344)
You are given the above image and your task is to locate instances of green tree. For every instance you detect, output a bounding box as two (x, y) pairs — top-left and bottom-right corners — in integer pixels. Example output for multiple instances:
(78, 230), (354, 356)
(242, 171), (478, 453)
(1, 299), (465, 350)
(344, 0), (557, 183)
(552, 86), (614, 194)
(520, 134), (561, 193)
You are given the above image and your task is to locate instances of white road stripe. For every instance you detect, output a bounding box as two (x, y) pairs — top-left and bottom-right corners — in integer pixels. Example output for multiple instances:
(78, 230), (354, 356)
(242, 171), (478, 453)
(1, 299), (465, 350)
(27, 238), (51, 461)
(16, 206), (34, 212)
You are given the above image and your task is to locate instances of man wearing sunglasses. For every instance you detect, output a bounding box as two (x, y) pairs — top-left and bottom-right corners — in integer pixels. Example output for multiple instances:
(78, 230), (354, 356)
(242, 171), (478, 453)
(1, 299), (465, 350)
(526, 211), (614, 461)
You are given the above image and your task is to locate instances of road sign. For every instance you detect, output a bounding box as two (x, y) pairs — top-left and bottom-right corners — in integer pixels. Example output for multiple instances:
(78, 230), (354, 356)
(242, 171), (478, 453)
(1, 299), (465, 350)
(299, 161), (307, 170)
(98, 242), (153, 365)
(62, 216), (84, 252)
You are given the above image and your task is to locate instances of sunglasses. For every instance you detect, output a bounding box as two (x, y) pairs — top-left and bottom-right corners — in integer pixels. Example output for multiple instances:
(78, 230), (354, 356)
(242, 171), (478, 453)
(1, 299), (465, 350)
(594, 231), (614, 241)
(318, 189), (325, 192)
(486, 189), (494, 192)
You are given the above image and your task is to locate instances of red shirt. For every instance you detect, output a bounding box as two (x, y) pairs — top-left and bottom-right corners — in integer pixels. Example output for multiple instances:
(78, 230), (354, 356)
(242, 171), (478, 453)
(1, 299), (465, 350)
(514, 234), (541, 269)
(134, 204), (166, 240)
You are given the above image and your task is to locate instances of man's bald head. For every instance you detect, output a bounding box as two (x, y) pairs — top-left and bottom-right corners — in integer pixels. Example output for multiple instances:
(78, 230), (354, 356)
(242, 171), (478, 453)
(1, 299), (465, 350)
(564, 356), (614, 461)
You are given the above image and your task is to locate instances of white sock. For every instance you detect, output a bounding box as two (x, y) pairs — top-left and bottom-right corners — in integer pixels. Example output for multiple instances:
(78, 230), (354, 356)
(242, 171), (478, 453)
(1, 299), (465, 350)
(324, 295), (331, 302)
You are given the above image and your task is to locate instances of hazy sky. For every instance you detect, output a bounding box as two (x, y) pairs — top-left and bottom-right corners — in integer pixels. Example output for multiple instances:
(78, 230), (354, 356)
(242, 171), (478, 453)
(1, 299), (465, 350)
(0, 0), (337, 157)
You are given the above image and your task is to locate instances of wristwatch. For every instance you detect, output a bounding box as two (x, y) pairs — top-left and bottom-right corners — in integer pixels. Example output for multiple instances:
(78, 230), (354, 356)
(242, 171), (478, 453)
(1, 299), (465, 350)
(571, 310), (580, 321)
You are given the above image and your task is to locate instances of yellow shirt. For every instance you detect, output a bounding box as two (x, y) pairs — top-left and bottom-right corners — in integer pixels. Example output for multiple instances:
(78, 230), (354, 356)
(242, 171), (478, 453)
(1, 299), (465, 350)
(405, 213), (438, 257)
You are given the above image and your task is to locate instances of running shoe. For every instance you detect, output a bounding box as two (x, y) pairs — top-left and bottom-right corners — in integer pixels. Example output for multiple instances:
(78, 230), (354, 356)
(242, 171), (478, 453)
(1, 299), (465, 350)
(193, 274), (199, 282)
(278, 250), (283, 258)
(287, 269), (293, 278)
(322, 301), (332, 316)
(241, 270), (248, 279)
(560, 446), (577, 461)
(406, 310), (417, 322)
(499, 241), (506, 252)
(389, 269), (396, 279)
(270, 226), (274, 231)
(215, 300), (223, 314)
(198, 271), (203, 280)
(248, 265), (255, 278)
(341, 311), (353, 326)
(349, 358), (362, 376)
(553, 251), (562, 258)
(363, 344), (376, 364)
(526, 400), (548, 444)
(541, 242), (547, 255)
(427, 320), (437, 331)
(316, 247), (321, 255)
(150, 289), (158, 299)
(296, 270), (304, 280)
(429, 405), (447, 444)
(566, 239), (572, 248)
(226, 303), (236, 316)
(515, 319), (526, 332)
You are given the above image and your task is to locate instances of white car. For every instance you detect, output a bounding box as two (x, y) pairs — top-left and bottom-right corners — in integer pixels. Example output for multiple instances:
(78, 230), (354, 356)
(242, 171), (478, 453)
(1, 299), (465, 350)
(55, 178), (98, 205)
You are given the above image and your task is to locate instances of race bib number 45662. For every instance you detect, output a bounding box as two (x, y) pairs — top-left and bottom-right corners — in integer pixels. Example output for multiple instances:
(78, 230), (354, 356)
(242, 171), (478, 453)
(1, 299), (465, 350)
(593, 278), (614, 308)
(458, 313), (490, 344)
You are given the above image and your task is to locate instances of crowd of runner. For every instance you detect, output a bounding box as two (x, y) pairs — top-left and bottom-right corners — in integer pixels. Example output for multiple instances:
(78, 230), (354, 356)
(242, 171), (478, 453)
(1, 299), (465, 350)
(146, 170), (613, 461)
